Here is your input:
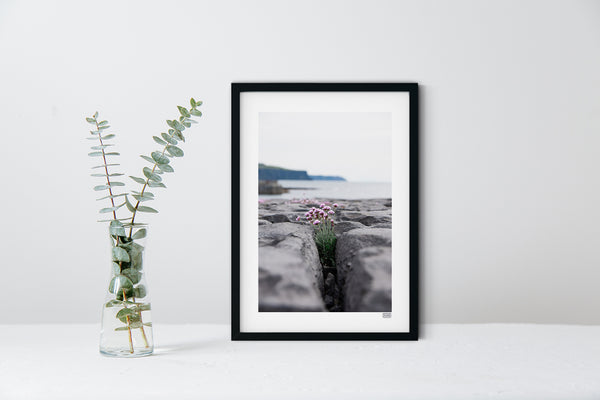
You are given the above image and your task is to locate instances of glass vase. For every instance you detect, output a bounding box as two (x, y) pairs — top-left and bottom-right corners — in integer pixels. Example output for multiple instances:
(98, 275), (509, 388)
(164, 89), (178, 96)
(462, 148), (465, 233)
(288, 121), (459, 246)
(100, 223), (154, 357)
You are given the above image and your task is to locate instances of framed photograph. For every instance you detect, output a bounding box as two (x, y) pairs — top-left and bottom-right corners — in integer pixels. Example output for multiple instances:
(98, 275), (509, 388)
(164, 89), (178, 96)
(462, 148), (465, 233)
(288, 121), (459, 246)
(232, 83), (418, 340)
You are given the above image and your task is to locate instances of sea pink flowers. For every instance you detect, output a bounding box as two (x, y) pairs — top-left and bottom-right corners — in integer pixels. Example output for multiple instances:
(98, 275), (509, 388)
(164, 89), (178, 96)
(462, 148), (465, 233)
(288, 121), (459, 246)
(297, 202), (341, 233)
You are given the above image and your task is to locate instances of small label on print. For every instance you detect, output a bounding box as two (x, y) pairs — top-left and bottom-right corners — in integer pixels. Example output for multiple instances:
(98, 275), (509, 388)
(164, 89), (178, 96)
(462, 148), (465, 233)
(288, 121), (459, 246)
(382, 312), (391, 319)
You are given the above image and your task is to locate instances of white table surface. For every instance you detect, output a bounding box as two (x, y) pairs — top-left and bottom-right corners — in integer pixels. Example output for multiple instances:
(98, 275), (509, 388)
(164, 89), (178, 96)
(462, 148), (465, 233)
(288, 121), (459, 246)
(0, 324), (598, 399)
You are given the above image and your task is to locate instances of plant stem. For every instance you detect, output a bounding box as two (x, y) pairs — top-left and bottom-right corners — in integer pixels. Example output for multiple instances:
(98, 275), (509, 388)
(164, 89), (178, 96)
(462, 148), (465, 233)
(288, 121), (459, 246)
(123, 289), (134, 354)
(128, 129), (179, 234)
(95, 121), (118, 221)
(132, 296), (150, 348)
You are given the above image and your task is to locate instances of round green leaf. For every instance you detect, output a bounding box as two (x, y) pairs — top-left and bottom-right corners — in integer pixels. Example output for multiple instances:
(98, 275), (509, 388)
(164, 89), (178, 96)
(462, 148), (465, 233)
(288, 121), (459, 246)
(130, 176), (147, 185)
(166, 145), (184, 157)
(151, 151), (170, 165)
(161, 132), (178, 145)
(153, 136), (167, 146)
(112, 247), (130, 262)
(143, 167), (162, 182)
(157, 163), (174, 173)
(109, 220), (126, 236)
(134, 285), (147, 299)
(122, 268), (142, 284)
(137, 205), (158, 213)
(108, 275), (133, 294)
(131, 228), (147, 240)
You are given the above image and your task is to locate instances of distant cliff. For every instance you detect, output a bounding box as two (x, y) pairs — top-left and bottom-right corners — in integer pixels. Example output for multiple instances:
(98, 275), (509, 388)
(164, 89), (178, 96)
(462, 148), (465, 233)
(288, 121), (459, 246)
(308, 175), (346, 181)
(258, 163), (346, 181)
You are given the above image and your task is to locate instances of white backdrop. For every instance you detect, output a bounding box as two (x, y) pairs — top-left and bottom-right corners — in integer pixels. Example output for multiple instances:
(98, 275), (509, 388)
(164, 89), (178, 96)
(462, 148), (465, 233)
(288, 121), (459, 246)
(0, 0), (599, 324)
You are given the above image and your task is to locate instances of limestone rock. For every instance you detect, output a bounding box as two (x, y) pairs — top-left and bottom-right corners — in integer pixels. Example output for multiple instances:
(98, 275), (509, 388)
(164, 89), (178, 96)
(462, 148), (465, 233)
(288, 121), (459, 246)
(259, 223), (325, 311)
(343, 247), (392, 312)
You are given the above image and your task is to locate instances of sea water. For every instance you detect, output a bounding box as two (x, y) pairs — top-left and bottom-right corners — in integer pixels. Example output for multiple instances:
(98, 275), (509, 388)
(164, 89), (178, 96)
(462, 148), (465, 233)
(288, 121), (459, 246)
(259, 180), (392, 200)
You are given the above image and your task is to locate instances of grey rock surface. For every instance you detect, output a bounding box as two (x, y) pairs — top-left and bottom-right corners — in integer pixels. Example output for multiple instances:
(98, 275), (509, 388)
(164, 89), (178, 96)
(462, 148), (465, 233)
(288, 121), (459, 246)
(259, 223), (325, 311)
(258, 199), (392, 313)
(343, 247), (392, 312)
(335, 227), (392, 285)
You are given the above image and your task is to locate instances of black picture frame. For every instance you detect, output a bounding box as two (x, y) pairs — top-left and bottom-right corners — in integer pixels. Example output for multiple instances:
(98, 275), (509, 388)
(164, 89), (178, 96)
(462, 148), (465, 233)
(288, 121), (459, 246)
(232, 83), (419, 340)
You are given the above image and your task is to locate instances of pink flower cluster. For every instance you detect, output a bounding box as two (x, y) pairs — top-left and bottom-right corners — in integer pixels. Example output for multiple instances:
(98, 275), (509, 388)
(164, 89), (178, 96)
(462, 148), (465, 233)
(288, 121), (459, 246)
(295, 203), (339, 227)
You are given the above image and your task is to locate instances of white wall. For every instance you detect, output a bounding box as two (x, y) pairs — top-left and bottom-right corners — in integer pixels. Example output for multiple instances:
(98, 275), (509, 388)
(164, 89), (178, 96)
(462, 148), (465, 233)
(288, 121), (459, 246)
(0, 0), (599, 324)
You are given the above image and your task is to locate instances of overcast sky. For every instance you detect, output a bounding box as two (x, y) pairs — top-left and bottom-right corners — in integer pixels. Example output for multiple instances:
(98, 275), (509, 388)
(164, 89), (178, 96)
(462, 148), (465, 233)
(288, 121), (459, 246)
(259, 112), (391, 182)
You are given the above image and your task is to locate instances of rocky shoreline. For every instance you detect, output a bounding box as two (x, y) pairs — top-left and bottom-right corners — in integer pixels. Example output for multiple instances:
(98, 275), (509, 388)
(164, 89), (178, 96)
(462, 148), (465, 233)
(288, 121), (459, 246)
(258, 198), (392, 312)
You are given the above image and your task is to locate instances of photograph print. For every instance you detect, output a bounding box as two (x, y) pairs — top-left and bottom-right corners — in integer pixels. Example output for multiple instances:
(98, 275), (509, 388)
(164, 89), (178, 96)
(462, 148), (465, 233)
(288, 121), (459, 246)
(233, 83), (418, 340)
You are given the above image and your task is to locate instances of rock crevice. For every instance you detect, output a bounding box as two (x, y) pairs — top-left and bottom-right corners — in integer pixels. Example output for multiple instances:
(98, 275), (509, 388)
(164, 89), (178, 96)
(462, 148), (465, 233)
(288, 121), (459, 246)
(259, 199), (392, 312)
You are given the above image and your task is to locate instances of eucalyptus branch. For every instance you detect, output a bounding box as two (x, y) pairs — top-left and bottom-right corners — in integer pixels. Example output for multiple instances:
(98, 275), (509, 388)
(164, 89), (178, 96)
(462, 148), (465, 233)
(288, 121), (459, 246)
(126, 98), (203, 230)
(86, 112), (127, 221)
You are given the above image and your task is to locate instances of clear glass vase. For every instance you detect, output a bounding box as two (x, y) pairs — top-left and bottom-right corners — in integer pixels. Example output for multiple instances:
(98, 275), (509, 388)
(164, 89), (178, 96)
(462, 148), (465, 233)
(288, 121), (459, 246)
(100, 222), (154, 357)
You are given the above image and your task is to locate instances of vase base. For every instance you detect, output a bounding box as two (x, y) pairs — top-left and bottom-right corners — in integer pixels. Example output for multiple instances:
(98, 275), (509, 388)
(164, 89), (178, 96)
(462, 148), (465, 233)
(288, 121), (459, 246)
(100, 348), (153, 358)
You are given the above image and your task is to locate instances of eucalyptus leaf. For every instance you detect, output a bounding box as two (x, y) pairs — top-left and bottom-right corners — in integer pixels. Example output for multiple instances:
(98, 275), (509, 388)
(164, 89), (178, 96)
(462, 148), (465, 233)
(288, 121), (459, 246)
(98, 125), (110, 130)
(114, 326), (130, 331)
(105, 299), (122, 308)
(182, 121), (191, 128)
(102, 134), (116, 140)
(93, 185), (109, 191)
(190, 109), (202, 117)
(97, 193), (127, 201)
(140, 155), (155, 164)
(98, 120), (109, 126)
(129, 243), (144, 270)
(131, 190), (153, 197)
(86, 117), (95, 124)
(129, 321), (143, 329)
(157, 163), (174, 173)
(112, 262), (121, 275)
(93, 111), (98, 119)
(130, 176), (147, 185)
(122, 268), (142, 284)
(88, 151), (103, 157)
(91, 173), (123, 177)
(190, 98), (196, 107)
(143, 167), (162, 182)
(115, 308), (140, 323)
(109, 220), (126, 236)
(177, 106), (190, 117)
(108, 181), (125, 187)
(131, 228), (147, 239)
(132, 193), (153, 202)
(99, 204), (124, 213)
(125, 195), (136, 212)
(90, 145), (113, 150)
(98, 218), (130, 223)
(139, 304), (151, 312)
(112, 247), (130, 262)
(151, 151), (169, 165)
(153, 136), (167, 146)
(166, 145), (184, 157)
(134, 284), (147, 298)
(93, 163), (119, 169)
(109, 274), (133, 293)
(137, 205), (158, 213)
(173, 130), (185, 142)
(103, 152), (120, 156)
(161, 132), (177, 145)
(143, 322), (152, 327)
(172, 120), (185, 131)
(147, 181), (166, 188)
